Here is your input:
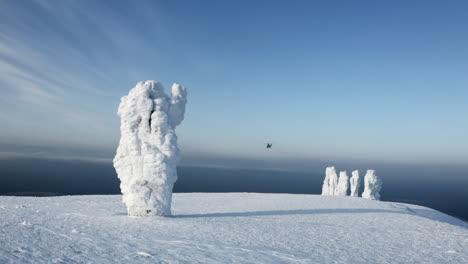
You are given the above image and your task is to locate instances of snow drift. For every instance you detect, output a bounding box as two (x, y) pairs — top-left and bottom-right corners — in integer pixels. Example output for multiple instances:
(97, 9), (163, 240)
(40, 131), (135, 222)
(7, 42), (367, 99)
(1, 193), (466, 264)
(113, 80), (187, 216)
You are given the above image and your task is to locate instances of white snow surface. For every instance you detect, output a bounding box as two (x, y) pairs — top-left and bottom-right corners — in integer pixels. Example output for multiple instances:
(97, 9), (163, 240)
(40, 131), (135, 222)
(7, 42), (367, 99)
(362, 170), (382, 200)
(113, 80), (187, 216)
(0, 193), (466, 264)
(350, 170), (360, 197)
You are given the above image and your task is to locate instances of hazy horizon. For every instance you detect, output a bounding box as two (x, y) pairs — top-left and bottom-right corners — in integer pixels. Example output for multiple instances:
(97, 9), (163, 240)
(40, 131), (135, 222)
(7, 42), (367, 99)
(1, 157), (467, 222)
(2, 141), (468, 172)
(1, 0), (468, 166)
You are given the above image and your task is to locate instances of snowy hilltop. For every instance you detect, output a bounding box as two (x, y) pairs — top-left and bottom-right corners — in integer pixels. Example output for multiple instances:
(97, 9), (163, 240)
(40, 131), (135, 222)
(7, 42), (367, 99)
(0, 193), (466, 263)
(113, 80), (187, 216)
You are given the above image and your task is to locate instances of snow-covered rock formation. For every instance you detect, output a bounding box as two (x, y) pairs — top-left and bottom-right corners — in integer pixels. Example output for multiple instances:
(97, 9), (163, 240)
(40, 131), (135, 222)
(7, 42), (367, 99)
(113, 80), (187, 216)
(321, 167), (331, 195)
(362, 170), (382, 200)
(321, 167), (338, 195)
(350, 170), (360, 197)
(336, 171), (349, 196)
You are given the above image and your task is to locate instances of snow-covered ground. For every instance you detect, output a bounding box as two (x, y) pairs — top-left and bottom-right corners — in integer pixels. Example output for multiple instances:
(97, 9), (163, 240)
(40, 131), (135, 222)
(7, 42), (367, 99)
(0, 193), (466, 264)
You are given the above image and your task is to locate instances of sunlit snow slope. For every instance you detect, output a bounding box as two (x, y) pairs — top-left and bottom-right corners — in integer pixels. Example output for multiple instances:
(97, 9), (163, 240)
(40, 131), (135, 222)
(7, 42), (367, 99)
(0, 193), (466, 263)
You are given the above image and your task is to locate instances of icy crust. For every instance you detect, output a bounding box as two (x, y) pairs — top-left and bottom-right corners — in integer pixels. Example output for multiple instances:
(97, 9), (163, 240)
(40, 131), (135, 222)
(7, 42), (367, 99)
(0, 194), (466, 264)
(362, 170), (382, 200)
(113, 81), (187, 216)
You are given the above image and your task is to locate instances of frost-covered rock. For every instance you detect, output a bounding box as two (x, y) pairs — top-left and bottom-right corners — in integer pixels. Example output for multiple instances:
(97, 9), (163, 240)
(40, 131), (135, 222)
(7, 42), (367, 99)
(362, 170), (382, 200)
(321, 167), (338, 196)
(336, 171), (349, 196)
(350, 170), (360, 197)
(113, 80), (187, 216)
(321, 167), (331, 195)
(328, 167), (338, 196)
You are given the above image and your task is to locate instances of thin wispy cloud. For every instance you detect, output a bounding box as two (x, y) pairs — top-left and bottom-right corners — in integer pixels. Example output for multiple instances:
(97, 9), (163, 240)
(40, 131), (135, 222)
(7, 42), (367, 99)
(0, 0), (155, 146)
(0, 0), (467, 165)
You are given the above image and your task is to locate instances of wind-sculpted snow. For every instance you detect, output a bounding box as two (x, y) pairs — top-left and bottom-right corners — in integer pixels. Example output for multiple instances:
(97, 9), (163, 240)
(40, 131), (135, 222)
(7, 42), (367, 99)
(362, 170), (382, 200)
(336, 171), (349, 196)
(321, 167), (338, 195)
(0, 194), (466, 264)
(350, 170), (360, 197)
(113, 80), (187, 216)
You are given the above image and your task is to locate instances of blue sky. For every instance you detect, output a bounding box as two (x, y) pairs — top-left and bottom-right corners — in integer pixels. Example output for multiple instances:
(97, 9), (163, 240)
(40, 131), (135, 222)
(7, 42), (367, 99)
(1, 0), (467, 165)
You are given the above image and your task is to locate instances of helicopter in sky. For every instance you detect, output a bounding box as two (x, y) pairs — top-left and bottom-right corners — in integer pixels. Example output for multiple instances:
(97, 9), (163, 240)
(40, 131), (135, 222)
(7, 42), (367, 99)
(266, 143), (273, 149)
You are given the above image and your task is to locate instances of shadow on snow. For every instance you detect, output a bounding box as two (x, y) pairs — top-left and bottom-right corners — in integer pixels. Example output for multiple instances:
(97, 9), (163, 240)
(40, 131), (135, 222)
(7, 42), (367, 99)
(174, 208), (467, 228)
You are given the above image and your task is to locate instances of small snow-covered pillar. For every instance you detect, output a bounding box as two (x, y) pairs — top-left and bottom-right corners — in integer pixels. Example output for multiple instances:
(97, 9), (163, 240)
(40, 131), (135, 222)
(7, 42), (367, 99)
(323, 167), (338, 196)
(322, 167), (338, 195)
(362, 170), (382, 200)
(329, 168), (338, 196)
(113, 80), (187, 216)
(336, 171), (349, 196)
(349, 170), (360, 197)
(321, 167), (332, 195)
